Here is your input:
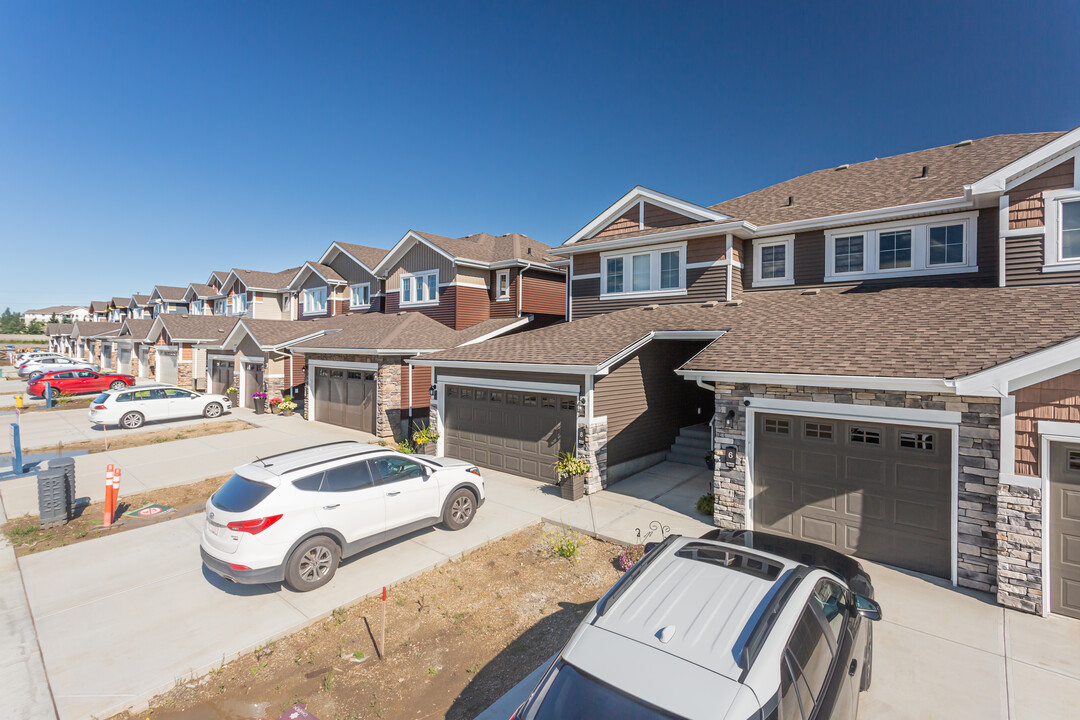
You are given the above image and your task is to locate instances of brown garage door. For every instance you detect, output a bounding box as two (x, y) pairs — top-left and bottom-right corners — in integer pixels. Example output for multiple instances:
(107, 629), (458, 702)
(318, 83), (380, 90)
(444, 385), (576, 483)
(753, 412), (952, 578)
(210, 360), (232, 395)
(1049, 443), (1080, 620)
(314, 367), (376, 433)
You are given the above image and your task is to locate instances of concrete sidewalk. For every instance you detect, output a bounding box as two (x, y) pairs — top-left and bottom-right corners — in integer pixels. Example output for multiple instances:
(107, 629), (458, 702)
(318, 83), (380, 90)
(0, 412), (373, 517)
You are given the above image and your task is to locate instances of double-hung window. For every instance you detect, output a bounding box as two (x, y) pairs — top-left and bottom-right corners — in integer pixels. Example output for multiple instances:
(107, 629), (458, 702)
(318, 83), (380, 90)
(753, 236), (794, 286)
(214, 299), (224, 315)
(350, 283), (371, 309)
(600, 244), (684, 296)
(401, 271), (438, 305)
(303, 287), (327, 314)
(233, 293), (248, 315)
(1062, 200), (1080, 260)
(495, 270), (511, 300)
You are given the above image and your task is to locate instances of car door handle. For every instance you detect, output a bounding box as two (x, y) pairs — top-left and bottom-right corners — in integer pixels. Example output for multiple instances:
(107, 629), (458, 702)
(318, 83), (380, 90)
(386, 491), (401, 497)
(323, 504), (340, 510)
(848, 659), (858, 676)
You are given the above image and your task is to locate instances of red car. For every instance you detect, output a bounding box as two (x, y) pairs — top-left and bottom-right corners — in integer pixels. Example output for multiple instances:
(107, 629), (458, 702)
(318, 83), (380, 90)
(27, 370), (136, 397)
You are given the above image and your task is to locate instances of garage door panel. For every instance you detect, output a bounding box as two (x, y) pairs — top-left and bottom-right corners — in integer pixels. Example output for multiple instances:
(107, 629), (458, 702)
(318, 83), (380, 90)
(755, 412), (951, 579)
(1062, 535), (1080, 567)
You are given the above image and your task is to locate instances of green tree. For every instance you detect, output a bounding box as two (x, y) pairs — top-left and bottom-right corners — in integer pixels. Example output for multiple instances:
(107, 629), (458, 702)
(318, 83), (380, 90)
(0, 308), (25, 334)
(27, 320), (45, 335)
(48, 313), (59, 323)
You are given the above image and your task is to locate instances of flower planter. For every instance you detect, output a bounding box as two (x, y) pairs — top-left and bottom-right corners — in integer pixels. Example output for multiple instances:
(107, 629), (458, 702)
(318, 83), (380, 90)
(559, 473), (585, 501)
(282, 407), (294, 417)
(705, 454), (716, 471)
(253, 397), (266, 415)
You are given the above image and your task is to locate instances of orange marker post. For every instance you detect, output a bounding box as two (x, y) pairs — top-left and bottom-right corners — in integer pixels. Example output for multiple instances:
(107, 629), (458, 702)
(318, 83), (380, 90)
(103, 465), (115, 527)
(113, 468), (121, 516)
(381, 586), (387, 660)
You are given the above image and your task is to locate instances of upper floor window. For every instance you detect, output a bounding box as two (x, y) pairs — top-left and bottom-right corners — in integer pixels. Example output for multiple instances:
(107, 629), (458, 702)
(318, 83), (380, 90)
(351, 283), (371, 308)
(1063, 200), (1080, 259)
(1043, 192), (1080, 272)
(303, 287), (327, 314)
(752, 236), (794, 287)
(232, 293), (248, 315)
(214, 299), (225, 315)
(495, 270), (511, 300)
(824, 213), (977, 282)
(600, 244), (685, 297)
(192, 300), (203, 314)
(401, 271), (438, 305)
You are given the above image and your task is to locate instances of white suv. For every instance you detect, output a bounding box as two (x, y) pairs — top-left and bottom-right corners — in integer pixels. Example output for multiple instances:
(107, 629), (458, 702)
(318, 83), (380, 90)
(88, 384), (232, 429)
(200, 441), (485, 591)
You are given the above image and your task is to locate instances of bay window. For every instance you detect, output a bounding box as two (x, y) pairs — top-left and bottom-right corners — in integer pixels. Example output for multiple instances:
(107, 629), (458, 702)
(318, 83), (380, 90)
(600, 244), (685, 296)
(401, 271), (438, 305)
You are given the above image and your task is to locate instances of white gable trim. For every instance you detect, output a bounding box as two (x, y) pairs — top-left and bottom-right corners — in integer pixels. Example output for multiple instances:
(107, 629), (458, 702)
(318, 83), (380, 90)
(969, 127), (1080, 195)
(565, 186), (732, 246)
(318, 242), (380, 275)
(373, 230), (457, 275)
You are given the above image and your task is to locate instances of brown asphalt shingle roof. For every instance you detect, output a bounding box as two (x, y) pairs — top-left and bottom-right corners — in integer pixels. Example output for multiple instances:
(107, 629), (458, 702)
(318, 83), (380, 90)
(335, 242), (389, 270)
(27, 305), (82, 314)
(234, 267), (303, 291)
(89, 301), (110, 312)
(46, 323), (73, 336)
(152, 286), (188, 302)
(292, 313), (526, 353)
(235, 318), (347, 348)
(416, 284), (1080, 380)
(187, 283), (216, 298)
(71, 321), (121, 339)
(110, 297), (131, 308)
(305, 262), (346, 284)
(157, 315), (239, 342)
(565, 132), (1067, 248)
(414, 231), (561, 265)
(118, 319), (155, 341)
(130, 294), (151, 306)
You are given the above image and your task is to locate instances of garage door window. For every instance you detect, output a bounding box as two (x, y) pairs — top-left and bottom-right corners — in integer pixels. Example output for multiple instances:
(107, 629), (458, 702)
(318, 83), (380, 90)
(348, 371), (363, 380)
(561, 398), (576, 411)
(804, 422), (833, 440)
(1070, 450), (1080, 471)
(489, 391), (503, 403)
(461, 388), (472, 399)
(524, 394), (538, 407)
(849, 427), (881, 445)
(448, 387), (458, 398)
(764, 417), (790, 435)
(899, 432), (934, 451)
(476, 389), (487, 401)
(542, 396), (556, 409)
(506, 392), (519, 405)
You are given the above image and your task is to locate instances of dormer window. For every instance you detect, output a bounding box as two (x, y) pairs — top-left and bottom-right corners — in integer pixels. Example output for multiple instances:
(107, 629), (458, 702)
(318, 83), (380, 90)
(351, 283), (371, 308)
(600, 244), (685, 297)
(233, 293), (248, 315)
(752, 236), (794, 287)
(192, 300), (203, 315)
(303, 287), (327, 314)
(214, 299), (225, 315)
(824, 213), (977, 282)
(401, 271), (438, 306)
(1043, 193), (1080, 271)
(495, 270), (511, 300)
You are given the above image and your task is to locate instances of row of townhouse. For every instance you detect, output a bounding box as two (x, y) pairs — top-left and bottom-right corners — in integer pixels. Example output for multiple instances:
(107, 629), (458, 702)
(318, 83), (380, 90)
(46, 127), (1080, 621)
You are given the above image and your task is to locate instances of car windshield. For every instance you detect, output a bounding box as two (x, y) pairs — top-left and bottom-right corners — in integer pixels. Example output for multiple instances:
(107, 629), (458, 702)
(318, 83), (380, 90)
(211, 474), (275, 512)
(530, 663), (680, 720)
(92, 393), (109, 404)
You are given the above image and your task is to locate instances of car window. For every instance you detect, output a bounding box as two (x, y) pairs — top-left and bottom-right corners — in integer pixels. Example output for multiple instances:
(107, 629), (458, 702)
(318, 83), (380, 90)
(92, 393), (110, 404)
(164, 388), (195, 399)
(371, 456), (424, 485)
(50, 372), (74, 379)
(529, 662), (677, 720)
(116, 392), (134, 403)
(779, 652), (805, 720)
(322, 461), (375, 492)
(292, 473), (324, 492)
(128, 389), (166, 401)
(211, 474), (274, 512)
(784, 604), (834, 712)
(810, 579), (848, 644)
(76, 371), (97, 378)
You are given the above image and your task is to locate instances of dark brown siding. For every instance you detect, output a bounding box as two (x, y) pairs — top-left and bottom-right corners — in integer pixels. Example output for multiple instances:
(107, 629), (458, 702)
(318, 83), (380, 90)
(730, 238), (744, 296)
(792, 230), (826, 286)
(434, 367), (585, 394)
(520, 271), (566, 316)
(384, 287), (456, 328)
(643, 203), (693, 231)
(573, 253), (600, 275)
(489, 269), (519, 319)
(594, 340), (712, 467)
(1008, 158), (1074, 231)
(1005, 235), (1080, 286)
(571, 265), (727, 319)
(686, 235), (728, 264)
(285, 352), (305, 391)
(1012, 370), (1080, 477)
(594, 206), (638, 239)
(400, 361), (432, 412)
(454, 285), (491, 329)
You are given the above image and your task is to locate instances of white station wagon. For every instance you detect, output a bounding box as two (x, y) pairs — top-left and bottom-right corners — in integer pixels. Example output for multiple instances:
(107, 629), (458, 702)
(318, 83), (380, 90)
(88, 384), (232, 429)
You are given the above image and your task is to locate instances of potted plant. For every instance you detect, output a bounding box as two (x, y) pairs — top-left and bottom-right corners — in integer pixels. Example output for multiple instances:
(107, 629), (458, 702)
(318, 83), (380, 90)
(279, 397), (297, 417)
(554, 451), (590, 501)
(226, 386), (239, 402)
(251, 391), (267, 415)
(268, 397), (283, 414)
(704, 451), (716, 471)
(411, 422), (440, 455)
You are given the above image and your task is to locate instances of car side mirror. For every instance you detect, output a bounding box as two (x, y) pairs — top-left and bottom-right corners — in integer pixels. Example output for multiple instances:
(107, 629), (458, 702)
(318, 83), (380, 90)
(852, 594), (882, 621)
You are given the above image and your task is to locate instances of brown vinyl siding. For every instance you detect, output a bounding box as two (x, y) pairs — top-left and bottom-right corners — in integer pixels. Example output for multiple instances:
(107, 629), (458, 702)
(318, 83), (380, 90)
(286, 352), (305, 390)
(685, 235), (728, 264)
(520, 271), (567, 316)
(1012, 370), (1080, 477)
(489, 269), (519, 319)
(594, 340), (712, 467)
(594, 206), (639, 239)
(1005, 235), (1080, 285)
(385, 244), (456, 290)
(643, 203), (694, 231)
(400, 362), (432, 412)
(593, 202), (698, 241)
(1008, 158), (1075, 230)
(326, 248), (380, 286)
(571, 265), (727, 320)
(573, 253), (600, 275)
(454, 285), (491, 329)
(384, 287), (456, 328)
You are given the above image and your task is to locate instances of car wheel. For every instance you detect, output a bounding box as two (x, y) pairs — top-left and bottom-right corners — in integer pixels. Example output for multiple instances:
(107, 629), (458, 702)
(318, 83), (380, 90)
(860, 623), (873, 691)
(109, 380), (126, 390)
(442, 488), (477, 531)
(285, 536), (339, 592)
(120, 411), (144, 430)
(203, 402), (223, 418)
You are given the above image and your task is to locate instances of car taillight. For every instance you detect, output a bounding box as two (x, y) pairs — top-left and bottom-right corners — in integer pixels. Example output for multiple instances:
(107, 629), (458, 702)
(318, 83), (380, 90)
(226, 514), (282, 535)
(93, 404), (107, 410)
(228, 563), (251, 571)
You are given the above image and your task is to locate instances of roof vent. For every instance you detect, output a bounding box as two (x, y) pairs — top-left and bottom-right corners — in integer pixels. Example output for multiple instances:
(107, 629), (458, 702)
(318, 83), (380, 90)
(397, 311), (407, 315)
(643, 304), (659, 311)
(527, 247), (532, 255)
(955, 139), (973, 147)
(801, 289), (820, 295)
(786, 195), (794, 207)
(702, 300), (719, 307)
(834, 164), (850, 171)
(725, 299), (742, 307)
(920, 165), (929, 178)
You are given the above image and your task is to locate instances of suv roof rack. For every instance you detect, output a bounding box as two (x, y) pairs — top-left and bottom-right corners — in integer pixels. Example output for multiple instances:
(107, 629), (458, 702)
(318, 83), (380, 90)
(282, 448), (383, 476)
(595, 534), (680, 618)
(254, 441), (360, 467)
(737, 566), (811, 680)
(674, 542), (784, 582)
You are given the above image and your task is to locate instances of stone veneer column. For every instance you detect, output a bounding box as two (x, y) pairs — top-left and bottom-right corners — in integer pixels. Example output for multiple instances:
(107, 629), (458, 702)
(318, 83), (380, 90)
(581, 419), (608, 494)
(996, 484), (1043, 613)
(376, 360), (402, 442)
(712, 386), (748, 529)
(265, 376), (284, 401)
(177, 360), (193, 389)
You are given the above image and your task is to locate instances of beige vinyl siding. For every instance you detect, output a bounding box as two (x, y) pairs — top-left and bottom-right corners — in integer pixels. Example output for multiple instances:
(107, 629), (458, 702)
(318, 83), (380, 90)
(325, 248), (380, 286)
(251, 292), (286, 320)
(455, 265), (489, 287)
(385, 244), (456, 290)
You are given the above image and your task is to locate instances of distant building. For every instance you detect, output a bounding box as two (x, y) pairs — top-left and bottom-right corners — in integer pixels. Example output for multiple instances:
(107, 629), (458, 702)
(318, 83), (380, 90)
(23, 305), (91, 323)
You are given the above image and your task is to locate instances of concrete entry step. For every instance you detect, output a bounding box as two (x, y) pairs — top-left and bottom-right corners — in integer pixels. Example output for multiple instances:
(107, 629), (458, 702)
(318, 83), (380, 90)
(666, 424), (711, 467)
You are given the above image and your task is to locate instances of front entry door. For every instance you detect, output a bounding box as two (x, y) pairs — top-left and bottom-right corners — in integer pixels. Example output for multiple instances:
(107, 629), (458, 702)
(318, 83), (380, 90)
(1050, 443), (1080, 619)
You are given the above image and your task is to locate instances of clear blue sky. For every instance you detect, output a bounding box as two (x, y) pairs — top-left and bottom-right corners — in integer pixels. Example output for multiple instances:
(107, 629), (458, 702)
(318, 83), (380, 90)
(2, 0), (1078, 311)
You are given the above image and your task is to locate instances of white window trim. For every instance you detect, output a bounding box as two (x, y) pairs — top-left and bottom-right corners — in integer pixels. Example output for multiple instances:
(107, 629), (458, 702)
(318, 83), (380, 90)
(824, 212), (979, 282)
(303, 287), (328, 314)
(752, 235), (794, 287)
(232, 293), (249, 316)
(495, 270), (511, 301)
(350, 282), (371, 309)
(599, 242), (687, 298)
(1042, 189), (1080, 272)
(400, 270), (440, 306)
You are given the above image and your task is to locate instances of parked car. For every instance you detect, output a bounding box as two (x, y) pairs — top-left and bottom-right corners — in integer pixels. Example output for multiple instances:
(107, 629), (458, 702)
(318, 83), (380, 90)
(19, 356), (99, 378)
(14, 352), (64, 367)
(512, 533), (881, 720)
(26, 370), (135, 398)
(200, 441), (485, 592)
(88, 384), (232, 429)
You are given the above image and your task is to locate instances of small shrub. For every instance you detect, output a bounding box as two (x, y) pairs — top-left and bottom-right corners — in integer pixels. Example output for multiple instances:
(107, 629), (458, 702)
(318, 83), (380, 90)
(397, 442), (416, 455)
(617, 544), (645, 571)
(323, 669), (335, 691)
(411, 422), (440, 449)
(696, 493), (714, 516)
(543, 526), (587, 562)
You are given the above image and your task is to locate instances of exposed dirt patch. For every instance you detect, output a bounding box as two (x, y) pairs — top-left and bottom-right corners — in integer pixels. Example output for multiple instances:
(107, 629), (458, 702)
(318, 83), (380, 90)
(1, 397), (95, 412)
(1, 419), (255, 458)
(109, 525), (621, 720)
(2, 475), (230, 556)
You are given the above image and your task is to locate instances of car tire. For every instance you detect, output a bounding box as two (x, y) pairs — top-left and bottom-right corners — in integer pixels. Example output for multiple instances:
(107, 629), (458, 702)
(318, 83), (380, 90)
(285, 536), (340, 592)
(860, 623), (873, 692)
(120, 411), (145, 430)
(203, 402), (223, 418)
(109, 380), (126, 390)
(442, 488), (477, 531)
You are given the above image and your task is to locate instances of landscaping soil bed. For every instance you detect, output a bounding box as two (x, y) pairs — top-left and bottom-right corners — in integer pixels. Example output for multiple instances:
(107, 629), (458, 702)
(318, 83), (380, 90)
(110, 525), (623, 720)
(2, 474), (230, 556)
(1, 397), (95, 412)
(1, 419), (255, 458)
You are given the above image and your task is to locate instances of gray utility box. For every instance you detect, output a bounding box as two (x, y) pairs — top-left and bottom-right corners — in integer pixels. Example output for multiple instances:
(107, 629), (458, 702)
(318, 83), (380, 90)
(37, 468), (68, 528)
(48, 457), (77, 520)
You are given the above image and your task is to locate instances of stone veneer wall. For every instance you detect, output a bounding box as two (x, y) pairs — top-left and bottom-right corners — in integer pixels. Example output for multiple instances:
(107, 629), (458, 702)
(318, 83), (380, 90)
(580, 420), (608, 494)
(301, 353), (403, 441)
(710, 384), (1003, 596)
(996, 484), (1044, 613)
